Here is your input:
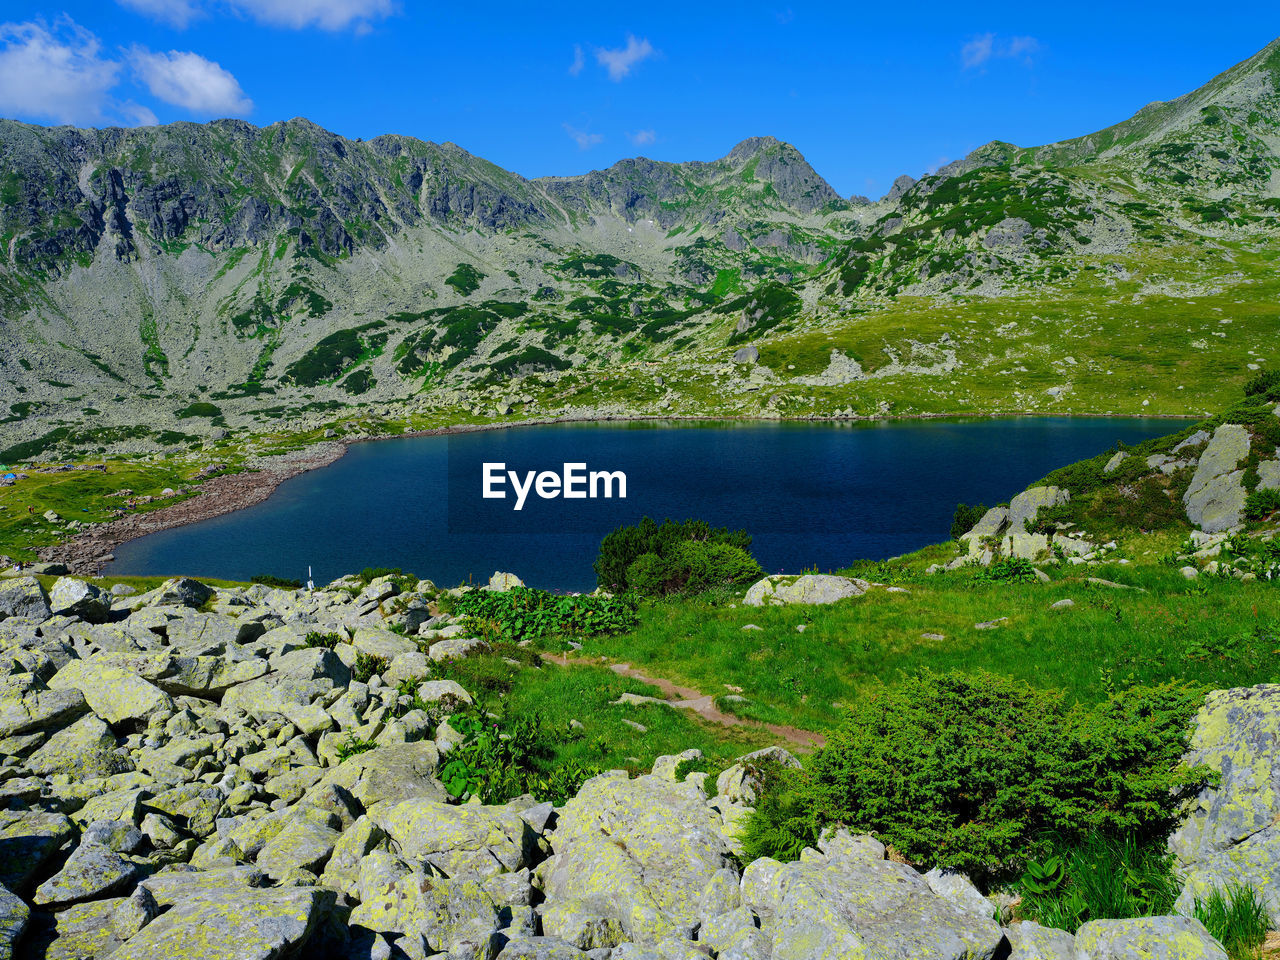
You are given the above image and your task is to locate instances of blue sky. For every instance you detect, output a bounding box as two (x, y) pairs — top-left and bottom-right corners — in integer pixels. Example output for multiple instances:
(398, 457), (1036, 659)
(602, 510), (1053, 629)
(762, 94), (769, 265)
(0, 1), (1275, 198)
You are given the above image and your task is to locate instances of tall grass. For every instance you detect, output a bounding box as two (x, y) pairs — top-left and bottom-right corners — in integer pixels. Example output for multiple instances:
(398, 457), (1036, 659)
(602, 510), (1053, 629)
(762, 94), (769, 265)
(1019, 833), (1180, 932)
(1193, 885), (1273, 960)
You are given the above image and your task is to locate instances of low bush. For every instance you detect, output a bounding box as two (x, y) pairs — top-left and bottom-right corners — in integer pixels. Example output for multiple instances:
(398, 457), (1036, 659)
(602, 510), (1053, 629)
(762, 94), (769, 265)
(1244, 368), (1280, 399)
(1192, 884), (1273, 958)
(303, 631), (341, 649)
(595, 517), (755, 593)
(352, 652), (388, 684)
(438, 708), (600, 805)
(950, 502), (987, 540)
(625, 540), (762, 597)
(742, 671), (1212, 881)
(1244, 487), (1280, 521)
(453, 588), (638, 645)
(975, 557), (1038, 584)
(1017, 833), (1180, 932)
(251, 574), (302, 589)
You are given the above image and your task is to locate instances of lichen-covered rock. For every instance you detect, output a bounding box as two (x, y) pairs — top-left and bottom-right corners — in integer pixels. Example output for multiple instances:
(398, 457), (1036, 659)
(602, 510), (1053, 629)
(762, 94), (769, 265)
(744, 840), (1003, 960)
(416, 678), (474, 708)
(152, 577), (215, 608)
(1073, 916), (1226, 959)
(34, 842), (138, 906)
(743, 574), (868, 607)
(108, 885), (334, 960)
(320, 741), (446, 810)
(27, 713), (128, 778)
(959, 506), (1010, 552)
(0, 576), (51, 621)
(1004, 920), (1075, 959)
(0, 882), (28, 960)
(1008, 486), (1069, 534)
(923, 868), (991, 919)
(374, 798), (536, 879)
(1184, 424), (1250, 533)
(0, 674), (87, 737)
(1172, 684), (1280, 920)
(0, 810), (76, 892)
(1258, 459), (1280, 492)
(49, 577), (111, 623)
(48, 657), (173, 725)
(496, 937), (591, 959)
(540, 771), (738, 944)
(350, 872), (502, 951)
(489, 571), (525, 591)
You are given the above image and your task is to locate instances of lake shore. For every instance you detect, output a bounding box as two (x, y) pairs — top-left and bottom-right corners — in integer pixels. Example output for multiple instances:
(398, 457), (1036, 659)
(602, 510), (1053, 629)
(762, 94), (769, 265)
(38, 409), (1194, 575)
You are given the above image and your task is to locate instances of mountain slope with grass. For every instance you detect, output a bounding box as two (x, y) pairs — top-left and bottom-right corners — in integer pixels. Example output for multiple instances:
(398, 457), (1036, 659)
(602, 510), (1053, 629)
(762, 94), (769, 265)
(2, 40), (1280, 462)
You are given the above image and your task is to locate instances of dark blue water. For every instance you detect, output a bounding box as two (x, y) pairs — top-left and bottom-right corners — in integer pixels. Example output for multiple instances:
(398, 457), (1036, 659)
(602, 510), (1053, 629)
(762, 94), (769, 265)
(107, 418), (1184, 591)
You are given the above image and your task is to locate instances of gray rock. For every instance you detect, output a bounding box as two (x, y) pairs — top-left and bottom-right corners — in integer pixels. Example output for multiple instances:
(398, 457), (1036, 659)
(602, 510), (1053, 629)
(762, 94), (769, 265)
(27, 713), (127, 778)
(1104, 451), (1128, 473)
(0, 811), (76, 893)
(1184, 424), (1250, 533)
(923, 868), (991, 920)
(743, 574), (868, 607)
(489, 571), (525, 591)
(960, 507), (1010, 549)
(153, 577), (216, 608)
(1173, 430), (1211, 453)
(1008, 487), (1069, 534)
(496, 937), (590, 959)
(0, 674), (87, 737)
(374, 798), (537, 880)
(110, 885), (160, 940)
(1172, 684), (1280, 921)
(416, 679), (474, 708)
(1073, 916), (1225, 959)
(0, 577), (51, 621)
(1004, 920), (1075, 959)
(0, 882), (28, 960)
(733, 346), (759, 364)
(108, 885), (334, 960)
(49, 577), (112, 623)
(35, 841), (138, 906)
(1258, 460), (1280, 492)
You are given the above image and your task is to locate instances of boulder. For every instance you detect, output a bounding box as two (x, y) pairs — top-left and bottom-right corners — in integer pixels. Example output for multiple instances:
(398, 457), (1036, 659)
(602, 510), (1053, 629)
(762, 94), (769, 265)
(959, 507), (1010, 552)
(48, 658), (173, 725)
(1171, 684), (1280, 921)
(743, 574), (868, 607)
(1007, 487), (1069, 534)
(49, 577), (111, 623)
(733, 346), (759, 364)
(0, 883), (27, 960)
(1104, 451), (1128, 473)
(428, 636), (491, 662)
(489, 571), (526, 591)
(1004, 920), (1075, 959)
(416, 679), (474, 709)
(1184, 424), (1250, 533)
(27, 713), (127, 778)
(375, 798), (537, 879)
(108, 885), (333, 960)
(351, 627), (418, 661)
(0, 811), (76, 893)
(0, 675), (87, 738)
(1073, 916), (1226, 959)
(1258, 460), (1280, 492)
(540, 771), (738, 944)
(34, 842), (138, 906)
(0, 577), (50, 621)
(923, 868), (991, 919)
(350, 872), (502, 952)
(320, 742), (446, 811)
(152, 578), (215, 608)
(744, 839), (1003, 960)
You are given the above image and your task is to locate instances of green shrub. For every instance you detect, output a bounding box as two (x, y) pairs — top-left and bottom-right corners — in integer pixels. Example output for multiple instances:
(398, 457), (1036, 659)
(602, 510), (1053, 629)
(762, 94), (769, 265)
(1244, 368), (1280, 398)
(1018, 833), (1180, 932)
(1192, 884), (1273, 958)
(976, 557), (1039, 584)
(445, 263), (486, 296)
(251, 574), (301, 589)
(595, 517), (754, 592)
(1244, 488), (1280, 521)
(950, 503), (988, 540)
(438, 708), (599, 805)
(336, 735), (378, 763)
(453, 588), (638, 645)
(176, 402), (222, 419)
(625, 541), (762, 597)
(352, 652), (389, 684)
(743, 672), (1211, 880)
(304, 631), (341, 650)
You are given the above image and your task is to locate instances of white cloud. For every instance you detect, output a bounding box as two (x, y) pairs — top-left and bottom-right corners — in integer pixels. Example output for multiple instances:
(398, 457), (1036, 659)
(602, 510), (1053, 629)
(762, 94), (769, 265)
(115, 0), (205, 29)
(0, 19), (121, 125)
(629, 129), (655, 146)
(925, 155), (952, 175)
(568, 43), (584, 76)
(120, 100), (160, 126)
(227, 0), (396, 31)
(131, 47), (252, 115)
(563, 123), (602, 150)
(962, 32), (1041, 70)
(595, 34), (655, 81)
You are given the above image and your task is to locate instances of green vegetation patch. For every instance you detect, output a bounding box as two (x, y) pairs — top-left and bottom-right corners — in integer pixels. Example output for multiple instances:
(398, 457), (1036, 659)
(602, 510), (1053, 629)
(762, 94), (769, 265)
(445, 262), (486, 296)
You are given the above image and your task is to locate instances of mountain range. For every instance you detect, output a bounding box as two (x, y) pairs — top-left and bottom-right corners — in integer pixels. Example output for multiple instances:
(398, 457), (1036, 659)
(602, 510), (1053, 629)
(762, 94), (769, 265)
(2, 38), (1279, 459)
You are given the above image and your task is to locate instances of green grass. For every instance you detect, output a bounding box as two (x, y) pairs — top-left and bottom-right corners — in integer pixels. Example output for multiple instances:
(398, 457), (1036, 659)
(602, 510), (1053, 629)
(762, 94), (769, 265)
(447, 653), (774, 776)
(575, 538), (1280, 734)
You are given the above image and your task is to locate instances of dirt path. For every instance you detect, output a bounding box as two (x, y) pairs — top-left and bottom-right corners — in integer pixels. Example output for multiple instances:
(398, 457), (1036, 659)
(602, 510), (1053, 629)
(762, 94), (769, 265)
(544, 652), (825, 749)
